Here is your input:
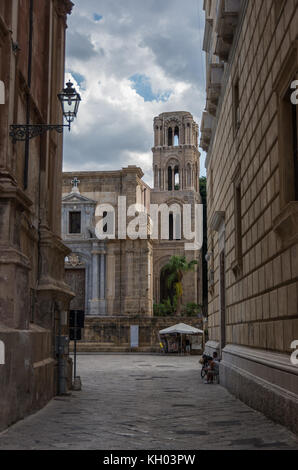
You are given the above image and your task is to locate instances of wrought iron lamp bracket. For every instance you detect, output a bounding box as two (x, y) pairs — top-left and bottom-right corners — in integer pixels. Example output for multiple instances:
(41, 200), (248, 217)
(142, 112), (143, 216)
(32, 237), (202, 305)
(9, 123), (71, 143)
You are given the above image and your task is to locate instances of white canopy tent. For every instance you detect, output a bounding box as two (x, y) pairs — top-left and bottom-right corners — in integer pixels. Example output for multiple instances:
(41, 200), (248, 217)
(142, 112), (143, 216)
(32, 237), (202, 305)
(159, 323), (204, 354)
(159, 323), (203, 335)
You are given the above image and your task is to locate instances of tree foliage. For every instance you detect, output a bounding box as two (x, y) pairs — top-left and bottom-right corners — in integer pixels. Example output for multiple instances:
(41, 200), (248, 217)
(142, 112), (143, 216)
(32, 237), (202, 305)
(162, 255), (198, 316)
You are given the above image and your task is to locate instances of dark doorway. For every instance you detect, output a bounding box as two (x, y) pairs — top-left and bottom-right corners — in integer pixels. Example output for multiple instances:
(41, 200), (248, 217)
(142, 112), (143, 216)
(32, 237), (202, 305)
(160, 267), (175, 304)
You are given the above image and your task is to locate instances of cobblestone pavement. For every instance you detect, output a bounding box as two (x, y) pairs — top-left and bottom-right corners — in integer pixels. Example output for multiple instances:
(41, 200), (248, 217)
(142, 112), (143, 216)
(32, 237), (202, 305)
(0, 354), (298, 450)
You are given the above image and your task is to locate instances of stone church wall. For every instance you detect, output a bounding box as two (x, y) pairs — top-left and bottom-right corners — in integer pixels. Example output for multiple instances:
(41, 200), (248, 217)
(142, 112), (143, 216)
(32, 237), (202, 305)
(72, 316), (203, 353)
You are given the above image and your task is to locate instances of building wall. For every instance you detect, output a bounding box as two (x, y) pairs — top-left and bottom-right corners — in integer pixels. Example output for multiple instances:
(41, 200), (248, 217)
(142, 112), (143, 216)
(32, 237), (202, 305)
(62, 167), (154, 317)
(73, 316), (203, 353)
(201, 0), (298, 433)
(0, 0), (73, 431)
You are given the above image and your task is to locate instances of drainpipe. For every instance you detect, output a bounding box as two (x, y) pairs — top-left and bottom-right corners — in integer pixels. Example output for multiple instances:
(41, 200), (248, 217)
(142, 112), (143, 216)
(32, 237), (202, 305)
(23, 0), (34, 190)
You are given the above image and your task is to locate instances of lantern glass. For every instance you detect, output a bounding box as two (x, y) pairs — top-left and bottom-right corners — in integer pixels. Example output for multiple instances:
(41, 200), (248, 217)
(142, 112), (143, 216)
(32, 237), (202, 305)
(58, 81), (81, 125)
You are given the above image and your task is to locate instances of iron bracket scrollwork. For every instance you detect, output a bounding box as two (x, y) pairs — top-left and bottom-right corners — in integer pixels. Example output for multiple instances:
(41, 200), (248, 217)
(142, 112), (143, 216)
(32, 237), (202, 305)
(9, 124), (70, 143)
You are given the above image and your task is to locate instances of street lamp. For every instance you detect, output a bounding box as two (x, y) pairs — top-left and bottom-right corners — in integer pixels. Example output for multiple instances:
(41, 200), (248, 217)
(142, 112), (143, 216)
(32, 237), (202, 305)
(58, 80), (81, 130)
(9, 80), (81, 143)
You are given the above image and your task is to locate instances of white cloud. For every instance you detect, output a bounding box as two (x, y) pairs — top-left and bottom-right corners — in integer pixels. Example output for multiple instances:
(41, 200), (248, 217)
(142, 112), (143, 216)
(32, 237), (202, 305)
(63, 0), (207, 184)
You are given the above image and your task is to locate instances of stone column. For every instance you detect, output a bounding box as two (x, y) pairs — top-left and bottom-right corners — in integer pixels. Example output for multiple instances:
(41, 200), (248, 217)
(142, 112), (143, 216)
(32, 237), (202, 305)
(106, 251), (115, 315)
(92, 252), (99, 300)
(124, 249), (135, 314)
(100, 253), (105, 299)
(89, 244), (106, 316)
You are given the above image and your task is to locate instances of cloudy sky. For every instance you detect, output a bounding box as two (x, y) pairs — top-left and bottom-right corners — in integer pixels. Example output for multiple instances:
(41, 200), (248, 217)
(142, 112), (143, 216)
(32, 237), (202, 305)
(63, 0), (206, 185)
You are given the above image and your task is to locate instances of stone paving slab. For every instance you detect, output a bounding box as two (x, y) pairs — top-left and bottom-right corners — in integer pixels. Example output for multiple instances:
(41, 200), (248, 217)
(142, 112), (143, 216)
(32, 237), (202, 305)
(0, 354), (298, 450)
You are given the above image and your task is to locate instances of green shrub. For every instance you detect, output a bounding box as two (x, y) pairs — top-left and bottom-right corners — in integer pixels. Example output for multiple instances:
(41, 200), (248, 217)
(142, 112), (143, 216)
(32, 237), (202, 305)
(182, 302), (203, 317)
(153, 297), (177, 317)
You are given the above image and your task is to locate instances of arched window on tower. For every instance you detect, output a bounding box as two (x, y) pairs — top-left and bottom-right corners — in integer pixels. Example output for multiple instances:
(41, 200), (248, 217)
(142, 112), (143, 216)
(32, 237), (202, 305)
(187, 163), (191, 187)
(154, 126), (159, 147)
(169, 213), (174, 240)
(168, 127), (173, 146)
(174, 166), (180, 190)
(174, 126), (179, 146)
(168, 166), (173, 190)
(154, 165), (158, 187)
(169, 212), (181, 241)
(186, 122), (190, 145)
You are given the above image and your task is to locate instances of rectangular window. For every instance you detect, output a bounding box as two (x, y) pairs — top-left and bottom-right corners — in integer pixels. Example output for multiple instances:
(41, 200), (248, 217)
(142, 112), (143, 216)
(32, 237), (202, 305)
(232, 165), (243, 277)
(274, 43), (298, 207)
(273, 43), (298, 249)
(102, 211), (115, 237)
(280, 82), (298, 204)
(233, 78), (240, 134)
(274, 0), (286, 23)
(69, 211), (81, 234)
(235, 184), (242, 262)
(291, 94), (298, 200)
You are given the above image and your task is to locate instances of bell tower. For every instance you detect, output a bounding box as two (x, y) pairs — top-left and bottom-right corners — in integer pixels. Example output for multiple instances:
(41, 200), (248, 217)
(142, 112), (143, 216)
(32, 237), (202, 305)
(151, 111), (202, 310)
(152, 111), (200, 192)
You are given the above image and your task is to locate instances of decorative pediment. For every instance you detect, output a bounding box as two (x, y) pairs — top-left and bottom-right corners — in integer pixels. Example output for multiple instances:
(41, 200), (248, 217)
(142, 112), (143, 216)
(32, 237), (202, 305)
(62, 192), (96, 205)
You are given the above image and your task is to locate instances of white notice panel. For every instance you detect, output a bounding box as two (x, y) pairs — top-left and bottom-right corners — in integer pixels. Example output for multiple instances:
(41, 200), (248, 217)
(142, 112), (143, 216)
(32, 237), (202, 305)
(130, 325), (139, 348)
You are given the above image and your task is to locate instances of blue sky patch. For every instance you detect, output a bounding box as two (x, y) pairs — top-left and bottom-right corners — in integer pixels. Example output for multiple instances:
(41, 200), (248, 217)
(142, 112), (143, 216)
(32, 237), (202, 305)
(129, 74), (171, 102)
(93, 13), (103, 22)
(69, 71), (86, 89)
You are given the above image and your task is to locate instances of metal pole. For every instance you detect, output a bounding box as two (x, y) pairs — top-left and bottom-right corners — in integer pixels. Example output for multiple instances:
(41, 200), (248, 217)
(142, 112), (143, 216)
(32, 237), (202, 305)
(74, 311), (77, 380)
(24, 0), (34, 189)
(57, 307), (62, 395)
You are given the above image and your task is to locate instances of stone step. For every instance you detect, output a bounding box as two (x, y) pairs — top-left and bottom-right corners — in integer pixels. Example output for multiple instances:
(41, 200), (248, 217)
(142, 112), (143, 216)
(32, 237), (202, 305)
(69, 343), (160, 353)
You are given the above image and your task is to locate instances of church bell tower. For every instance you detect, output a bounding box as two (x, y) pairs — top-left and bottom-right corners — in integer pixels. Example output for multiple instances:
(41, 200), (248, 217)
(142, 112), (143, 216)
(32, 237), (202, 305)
(152, 111), (200, 192)
(151, 111), (202, 308)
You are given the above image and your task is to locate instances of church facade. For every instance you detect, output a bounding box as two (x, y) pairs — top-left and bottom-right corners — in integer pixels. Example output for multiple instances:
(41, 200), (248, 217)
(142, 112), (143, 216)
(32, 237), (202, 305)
(61, 112), (203, 349)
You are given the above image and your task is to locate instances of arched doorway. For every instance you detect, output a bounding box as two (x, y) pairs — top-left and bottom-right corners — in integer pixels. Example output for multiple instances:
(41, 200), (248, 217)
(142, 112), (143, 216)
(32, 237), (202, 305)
(160, 267), (176, 304)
